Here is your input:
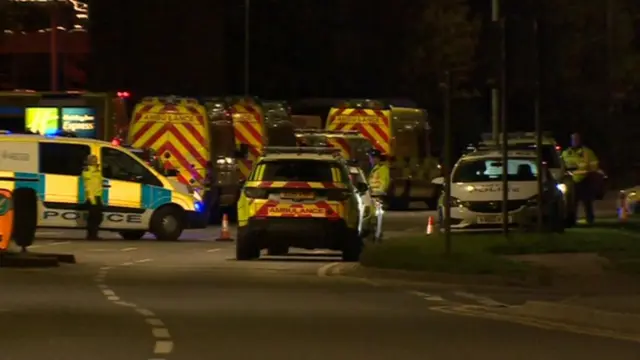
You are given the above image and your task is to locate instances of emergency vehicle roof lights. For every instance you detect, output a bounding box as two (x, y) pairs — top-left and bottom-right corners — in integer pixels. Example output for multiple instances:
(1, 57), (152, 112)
(480, 132), (554, 142)
(117, 91), (130, 98)
(263, 146), (341, 156)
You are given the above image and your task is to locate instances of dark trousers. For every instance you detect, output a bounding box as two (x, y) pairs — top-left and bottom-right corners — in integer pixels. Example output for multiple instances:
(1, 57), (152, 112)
(573, 177), (595, 224)
(86, 197), (103, 239)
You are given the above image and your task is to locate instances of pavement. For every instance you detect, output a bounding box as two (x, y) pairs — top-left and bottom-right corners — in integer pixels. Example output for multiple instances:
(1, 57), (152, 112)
(2, 204), (640, 359)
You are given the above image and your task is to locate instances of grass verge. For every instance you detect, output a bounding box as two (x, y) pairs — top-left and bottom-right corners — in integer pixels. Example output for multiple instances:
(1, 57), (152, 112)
(361, 222), (640, 275)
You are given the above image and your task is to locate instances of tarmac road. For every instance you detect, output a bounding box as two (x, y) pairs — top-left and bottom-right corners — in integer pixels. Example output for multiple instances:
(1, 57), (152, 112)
(2, 233), (640, 360)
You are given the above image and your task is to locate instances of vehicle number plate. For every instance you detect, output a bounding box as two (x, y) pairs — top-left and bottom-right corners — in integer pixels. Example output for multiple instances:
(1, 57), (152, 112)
(477, 215), (512, 224)
(280, 192), (315, 200)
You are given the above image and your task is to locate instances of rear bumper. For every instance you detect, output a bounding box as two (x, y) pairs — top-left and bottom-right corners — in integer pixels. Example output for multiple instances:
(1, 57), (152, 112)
(185, 210), (208, 229)
(243, 218), (353, 250)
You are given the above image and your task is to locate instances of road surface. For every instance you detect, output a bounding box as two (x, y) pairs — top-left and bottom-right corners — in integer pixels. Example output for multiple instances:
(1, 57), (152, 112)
(1, 210), (638, 359)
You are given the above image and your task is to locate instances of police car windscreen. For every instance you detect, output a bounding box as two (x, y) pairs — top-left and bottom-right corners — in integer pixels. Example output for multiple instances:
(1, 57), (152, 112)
(261, 160), (341, 183)
(508, 144), (560, 168)
(453, 158), (538, 183)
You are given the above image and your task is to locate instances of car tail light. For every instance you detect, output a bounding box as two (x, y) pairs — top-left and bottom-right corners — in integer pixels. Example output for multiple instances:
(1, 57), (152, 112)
(327, 189), (351, 201)
(244, 187), (268, 199)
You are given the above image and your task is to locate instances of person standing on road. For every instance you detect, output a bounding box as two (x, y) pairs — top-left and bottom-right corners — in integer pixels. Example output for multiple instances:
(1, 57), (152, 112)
(82, 154), (104, 240)
(561, 133), (599, 225)
(368, 149), (390, 196)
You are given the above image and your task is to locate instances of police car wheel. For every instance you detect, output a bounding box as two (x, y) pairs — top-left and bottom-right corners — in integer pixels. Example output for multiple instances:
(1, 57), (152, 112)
(236, 228), (260, 260)
(150, 206), (184, 241)
(119, 231), (146, 240)
(13, 188), (38, 248)
(342, 232), (363, 262)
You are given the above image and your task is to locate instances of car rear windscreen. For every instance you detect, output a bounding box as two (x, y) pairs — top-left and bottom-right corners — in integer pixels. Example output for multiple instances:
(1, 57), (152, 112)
(260, 160), (344, 183)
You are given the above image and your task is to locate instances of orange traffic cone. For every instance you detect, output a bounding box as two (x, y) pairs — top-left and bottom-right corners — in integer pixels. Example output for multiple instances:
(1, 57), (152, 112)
(426, 216), (434, 235)
(216, 214), (234, 241)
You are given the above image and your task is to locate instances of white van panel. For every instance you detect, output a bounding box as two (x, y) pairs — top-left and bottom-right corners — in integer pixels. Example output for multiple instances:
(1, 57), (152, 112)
(0, 141), (39, 173)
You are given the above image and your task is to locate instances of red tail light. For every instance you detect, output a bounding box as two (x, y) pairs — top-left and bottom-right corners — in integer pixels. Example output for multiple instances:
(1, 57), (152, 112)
(111, 138), (121, 146)
(117, 91), (130, 98)
(555, 145), (561, 151)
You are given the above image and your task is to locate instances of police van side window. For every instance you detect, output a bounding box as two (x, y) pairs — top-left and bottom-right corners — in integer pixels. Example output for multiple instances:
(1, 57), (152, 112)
(39, 143), (90, 176)
(101, 147), (163, 187)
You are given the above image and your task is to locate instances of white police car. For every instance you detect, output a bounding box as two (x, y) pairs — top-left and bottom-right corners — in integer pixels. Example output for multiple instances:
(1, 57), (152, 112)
(432, 150), (565, 231)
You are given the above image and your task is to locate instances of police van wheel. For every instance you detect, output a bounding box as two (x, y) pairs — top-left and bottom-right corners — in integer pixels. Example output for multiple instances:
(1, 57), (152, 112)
(150, 206), (184, 241)
(119, 231), (146, 240)
(13, 188), (38, 248)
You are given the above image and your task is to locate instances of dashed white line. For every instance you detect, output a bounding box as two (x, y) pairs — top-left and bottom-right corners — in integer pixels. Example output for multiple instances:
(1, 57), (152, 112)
(146, 318), (165, 326)
(454, 291), (507, 307)
(120, 247), (137, 252)
(152, 328), (171, 338)
(154, 341), (174, 354)
(93, 259), (172, 356)
(407, 290), (445, 301)
(206, 248), (221, 253)
(51, 241), (71, 246)
(136, 308), (156, 317)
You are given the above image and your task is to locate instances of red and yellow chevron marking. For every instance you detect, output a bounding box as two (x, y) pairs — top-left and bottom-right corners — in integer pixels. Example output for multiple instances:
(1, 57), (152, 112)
(244, 181), (347, 189)
(326, 108), (391, 155)
(326, 136), (352, 159)
(231, 103), (264, 179)
(128, 100), (210, 186)
(252, 200), (343, 219)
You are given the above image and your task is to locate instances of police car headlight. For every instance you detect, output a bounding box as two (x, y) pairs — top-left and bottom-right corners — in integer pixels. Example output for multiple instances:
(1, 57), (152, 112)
(556, 184), (567, 194)
(193, 190), (203, 202)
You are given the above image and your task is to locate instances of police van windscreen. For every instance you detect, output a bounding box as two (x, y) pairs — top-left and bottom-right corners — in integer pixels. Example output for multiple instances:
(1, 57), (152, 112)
(258, 160), (346, 184)
(452, 157), (538, 183)
(507, 144), (561, 168)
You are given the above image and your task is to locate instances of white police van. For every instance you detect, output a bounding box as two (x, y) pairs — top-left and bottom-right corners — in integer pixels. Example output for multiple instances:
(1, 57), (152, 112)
(432, 149), (565, 232)
(0, 134), (206, 242)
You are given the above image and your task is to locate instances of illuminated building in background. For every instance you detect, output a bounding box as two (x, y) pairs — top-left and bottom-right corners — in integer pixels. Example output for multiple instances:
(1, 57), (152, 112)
(0, 0), (89, 90)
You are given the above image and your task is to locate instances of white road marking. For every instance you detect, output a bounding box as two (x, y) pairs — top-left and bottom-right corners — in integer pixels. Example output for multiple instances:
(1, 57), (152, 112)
(114, 301), (137, 307)
(454, 291), (507, 307)
(146, 318), (164, 326)
(93, 259), (172, 356)
(120, 247), (137, 252)
(407, 290), (445, 301)
(206, 248), (221, 253)
(35, 231), (64, 237)
(152, 328), (171, 338)
(136, 308), (156, 317)
(50, 241), (71, 246)
(317, 262), (341, 277)
(154, 341), (174, 354)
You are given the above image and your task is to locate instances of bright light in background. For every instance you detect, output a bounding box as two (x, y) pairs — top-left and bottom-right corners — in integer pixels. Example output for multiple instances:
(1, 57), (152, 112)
(8, 0), (89, 20)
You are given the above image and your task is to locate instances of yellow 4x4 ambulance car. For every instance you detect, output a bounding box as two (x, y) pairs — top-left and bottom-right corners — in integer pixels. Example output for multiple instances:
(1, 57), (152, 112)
(0, 134), (206, 241)
(236, 147), (366, 261)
